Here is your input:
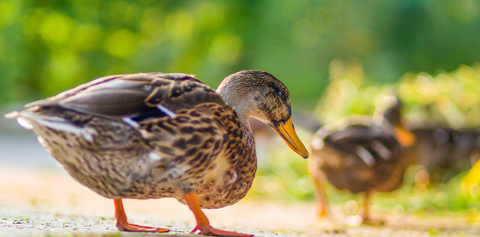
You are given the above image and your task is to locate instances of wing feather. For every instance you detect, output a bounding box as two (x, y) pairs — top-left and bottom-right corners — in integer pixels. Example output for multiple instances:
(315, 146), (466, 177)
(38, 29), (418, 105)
(24, 73), (226, 120)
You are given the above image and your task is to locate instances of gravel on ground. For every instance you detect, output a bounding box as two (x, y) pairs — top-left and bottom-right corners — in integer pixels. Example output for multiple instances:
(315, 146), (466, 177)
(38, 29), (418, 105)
(1, 165), (480, 237)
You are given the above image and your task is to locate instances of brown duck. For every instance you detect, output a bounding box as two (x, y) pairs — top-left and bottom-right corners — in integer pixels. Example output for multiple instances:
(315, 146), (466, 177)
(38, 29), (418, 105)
(6, 70), (309, 236)
(308, 98), (415, 223)
(408, 127), (480, 183)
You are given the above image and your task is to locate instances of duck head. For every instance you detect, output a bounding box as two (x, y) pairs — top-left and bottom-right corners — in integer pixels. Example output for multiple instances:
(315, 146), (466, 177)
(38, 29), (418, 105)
(379, 96), (416, 147)
(217, 70), (309, 158)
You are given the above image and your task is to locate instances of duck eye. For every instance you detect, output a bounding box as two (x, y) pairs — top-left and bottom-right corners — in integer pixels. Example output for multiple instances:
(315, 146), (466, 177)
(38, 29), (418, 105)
(277, 90), (288, 100)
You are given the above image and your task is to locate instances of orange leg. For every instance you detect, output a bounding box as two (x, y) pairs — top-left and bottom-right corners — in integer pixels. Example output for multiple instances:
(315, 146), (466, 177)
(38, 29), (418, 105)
(185, 193), (253, 236)
(114, 199), (169, 232)
(309, 167), (329, 218)
(358, 192), (385, 225)
(358, 191), (370, 223)
(313, 177), (329, 218)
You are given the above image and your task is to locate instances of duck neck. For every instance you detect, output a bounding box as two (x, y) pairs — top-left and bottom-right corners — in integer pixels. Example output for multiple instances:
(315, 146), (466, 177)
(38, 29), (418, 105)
(216, 79), (258, 164)
(216, 79), (257, 131)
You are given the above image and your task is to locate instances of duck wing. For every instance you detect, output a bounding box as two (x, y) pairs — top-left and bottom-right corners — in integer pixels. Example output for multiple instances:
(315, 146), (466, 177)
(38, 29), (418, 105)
(25, 73), (226, 120)
(313, 121), (407, 193)
(323, 123), (402, 165)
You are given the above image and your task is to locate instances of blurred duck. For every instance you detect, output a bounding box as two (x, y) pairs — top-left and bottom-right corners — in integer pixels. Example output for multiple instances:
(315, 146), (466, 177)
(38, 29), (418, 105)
(308, 97), (415, 224)
(408, 127), (480, 184)
(5, 70), (308, 236)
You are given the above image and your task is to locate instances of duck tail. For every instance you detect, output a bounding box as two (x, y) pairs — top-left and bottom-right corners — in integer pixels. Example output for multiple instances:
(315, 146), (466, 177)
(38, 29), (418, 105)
(5, 110), (36, 130)
(4, 111), (20, 119)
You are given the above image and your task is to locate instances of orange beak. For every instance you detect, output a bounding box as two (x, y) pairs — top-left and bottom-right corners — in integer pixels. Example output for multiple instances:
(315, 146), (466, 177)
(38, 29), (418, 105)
(393, 125), (416, 147)
(272, 117), (309, 158)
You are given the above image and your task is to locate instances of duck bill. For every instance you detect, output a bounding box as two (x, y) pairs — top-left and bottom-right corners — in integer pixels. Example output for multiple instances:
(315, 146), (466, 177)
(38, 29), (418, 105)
(393, 125), (416, 147)
(272, 117), (309, 158)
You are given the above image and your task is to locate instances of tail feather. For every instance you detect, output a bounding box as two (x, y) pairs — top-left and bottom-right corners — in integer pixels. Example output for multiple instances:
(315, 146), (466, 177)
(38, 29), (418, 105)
(4, 111), (20, 119)
(5, 111), (34, 130)
(4, 110), (95, 141)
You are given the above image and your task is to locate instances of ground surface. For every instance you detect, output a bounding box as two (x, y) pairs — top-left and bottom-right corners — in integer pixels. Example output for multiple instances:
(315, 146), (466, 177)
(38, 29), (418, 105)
(1, 132), (480, 236)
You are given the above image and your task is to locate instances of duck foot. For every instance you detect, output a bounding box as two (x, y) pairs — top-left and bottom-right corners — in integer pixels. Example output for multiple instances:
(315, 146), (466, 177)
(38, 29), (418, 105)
(346, 214), (385, 226)
(362, 216), (385, 226)
(114, 198), (169, 233)
(118, 222), (170, 232)
(185, 192), (253, 236)
(358, 191), (384, 226)
(316, 206), (329, 219)
(190, 224), (253, 236)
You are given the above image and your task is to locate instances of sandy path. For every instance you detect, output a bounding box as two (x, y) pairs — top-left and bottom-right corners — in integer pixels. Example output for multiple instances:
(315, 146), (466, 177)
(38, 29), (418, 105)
(0, 166), (479, 237)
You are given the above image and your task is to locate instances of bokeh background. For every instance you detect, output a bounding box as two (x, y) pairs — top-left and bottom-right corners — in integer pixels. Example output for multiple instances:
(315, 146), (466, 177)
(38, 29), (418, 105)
(2, 0), (480, 223)
(2, 0), (480, 108)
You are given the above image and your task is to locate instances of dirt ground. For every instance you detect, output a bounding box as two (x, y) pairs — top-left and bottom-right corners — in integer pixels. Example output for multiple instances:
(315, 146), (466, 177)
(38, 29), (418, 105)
(0, 166), (479, 237)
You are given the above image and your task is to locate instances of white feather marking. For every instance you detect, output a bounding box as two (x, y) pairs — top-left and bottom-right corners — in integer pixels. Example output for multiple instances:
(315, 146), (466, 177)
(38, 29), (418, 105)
(139, 129), (156, 140)
(157, 105), (176, 118)
(225, 171), (238, 185)
(372, 141), (391, 160)
(37, 136), (47, 147)
(28, 116), (95, 142)
(165, 167), (186, 180)
(81, 128), (95, 141)
(123, 117), (139, 128)
(17, 117), (33, 130)
(356, 146), (375, 166)
(143, 85), (152, 91)
(148, 152), (162, 161)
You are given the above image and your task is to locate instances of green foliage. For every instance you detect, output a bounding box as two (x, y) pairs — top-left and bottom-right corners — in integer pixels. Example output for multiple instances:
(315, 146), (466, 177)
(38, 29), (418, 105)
(0, 0), (256, 104)
(398, 65), (480, 129)
(315, 62), (480, 129)
(373, 165), (480, 214)
(1, 0), (480, 109)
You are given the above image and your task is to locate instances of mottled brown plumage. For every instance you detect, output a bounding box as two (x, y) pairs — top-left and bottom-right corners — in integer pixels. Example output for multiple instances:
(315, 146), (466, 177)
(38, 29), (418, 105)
(6, 70), (308, 236)
(308, 98), (415, 224)
(407, 127), (480, 183)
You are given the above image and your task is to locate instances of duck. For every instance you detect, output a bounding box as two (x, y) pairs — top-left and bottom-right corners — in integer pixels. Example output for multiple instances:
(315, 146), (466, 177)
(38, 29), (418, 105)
(408, 126), (480, 184)
(5, 70), (309, 236)
(308, 97), (415, 224)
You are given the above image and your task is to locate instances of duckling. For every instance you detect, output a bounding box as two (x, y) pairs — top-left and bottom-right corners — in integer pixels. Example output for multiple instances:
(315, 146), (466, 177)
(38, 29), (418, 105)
(5, 70), (309, 236)
(308, 97), (415, 224)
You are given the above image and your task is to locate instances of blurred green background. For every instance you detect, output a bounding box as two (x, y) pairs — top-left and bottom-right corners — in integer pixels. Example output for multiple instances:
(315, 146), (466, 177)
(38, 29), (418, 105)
(1, 0), (480, 109)
(2, 0), (480, 220)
